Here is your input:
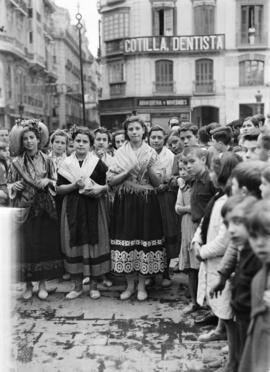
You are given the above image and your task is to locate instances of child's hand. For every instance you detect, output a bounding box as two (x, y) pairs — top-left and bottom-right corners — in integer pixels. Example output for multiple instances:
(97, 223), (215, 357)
(209, 276), (226, 298)
(263, 290), (270, 307)
(177, 177), (185, 189)
(13, 181), (25, 192)
(75, 178), (85, 189)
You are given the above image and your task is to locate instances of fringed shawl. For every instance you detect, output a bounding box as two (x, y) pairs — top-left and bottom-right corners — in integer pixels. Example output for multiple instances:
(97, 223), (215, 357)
(58, 152), (107, 247)
(107, 141), (158, 196)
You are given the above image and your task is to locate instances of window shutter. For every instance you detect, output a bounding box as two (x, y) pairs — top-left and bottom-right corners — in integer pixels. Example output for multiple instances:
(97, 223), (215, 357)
(164, 8), (174, 35)
(153, 10), (160, 36)
(241, 6), (248, 43)
(255, 5), (263, 43)
(194, 7), (203, 34)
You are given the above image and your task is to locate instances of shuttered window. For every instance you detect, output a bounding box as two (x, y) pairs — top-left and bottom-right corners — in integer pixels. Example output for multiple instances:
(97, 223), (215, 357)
(155, 60), (173, 92)
(195, 59), (214, 93)
(153, 8), (174, 36)
(239, 60), (264, 86)
(108, 61), (125, 83)
(194, 5), (215, 35)
(241, 5), (263, 44)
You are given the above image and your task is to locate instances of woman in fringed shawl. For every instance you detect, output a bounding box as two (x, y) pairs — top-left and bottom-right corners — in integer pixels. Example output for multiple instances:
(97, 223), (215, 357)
(108, 116), (167, 301)
(57, 127), (111, 300)
(149, 125), (180, 288)
(8, 119), (63, 300)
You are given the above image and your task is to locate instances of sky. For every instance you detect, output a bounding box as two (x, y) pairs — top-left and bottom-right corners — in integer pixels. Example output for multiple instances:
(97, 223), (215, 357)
(55, 0), (100, 57)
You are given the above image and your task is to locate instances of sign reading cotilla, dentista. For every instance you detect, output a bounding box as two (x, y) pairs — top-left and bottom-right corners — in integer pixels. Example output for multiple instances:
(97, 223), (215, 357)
(124, 35), (225, 54)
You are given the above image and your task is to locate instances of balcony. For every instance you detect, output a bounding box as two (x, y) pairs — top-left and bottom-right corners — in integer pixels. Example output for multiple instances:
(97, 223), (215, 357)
(193, 80), (216, 95)
(110, 82), (126, 97)
(236, 32), (268, 49)
(0, 34), (27, 59)
(153, 81), (175, 95)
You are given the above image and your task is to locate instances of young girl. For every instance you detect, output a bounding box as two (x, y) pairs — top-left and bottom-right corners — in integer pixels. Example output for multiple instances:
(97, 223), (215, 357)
(175, 158), (200, 309)
(108, 116), (166, 301)
(112, 130), (125, 150)
(49, 129), (68, 172)
(238, 199), (270, 372)
(57, 127), (111, 300)
(8, 119), (63, 300)
(93, 127), (113, 168)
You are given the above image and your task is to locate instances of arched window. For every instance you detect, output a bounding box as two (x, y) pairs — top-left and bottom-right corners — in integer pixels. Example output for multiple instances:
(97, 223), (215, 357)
(155, 60), (173, 93)
(195, 59), (214, 94)
(239, 60), (264, 86)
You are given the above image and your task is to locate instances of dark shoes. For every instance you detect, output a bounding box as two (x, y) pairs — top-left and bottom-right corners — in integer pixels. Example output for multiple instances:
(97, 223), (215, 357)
(194, 311), (218, 326)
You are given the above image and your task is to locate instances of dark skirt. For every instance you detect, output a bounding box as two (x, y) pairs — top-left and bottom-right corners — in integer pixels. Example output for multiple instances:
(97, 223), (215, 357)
(18, 210), (64, 282)
(110, 188), (166, 276)
(61, 196), (111, 278)
(157, 190), (180, 259)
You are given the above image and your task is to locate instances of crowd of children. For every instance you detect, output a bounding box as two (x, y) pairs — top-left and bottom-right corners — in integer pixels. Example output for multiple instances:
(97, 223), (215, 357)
(0, 113), (270, 372)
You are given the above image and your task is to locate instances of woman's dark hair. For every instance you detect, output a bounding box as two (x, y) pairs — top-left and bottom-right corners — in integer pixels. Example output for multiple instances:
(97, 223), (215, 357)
(72, 126), (93, 145)
(148, 125), (166, 145)
(122, 116), (148, 140)
(94, 127), (112, 143)
(217, 152), (242, 188)
(20, 121), (41, 153)
(112, 129), (125, 149)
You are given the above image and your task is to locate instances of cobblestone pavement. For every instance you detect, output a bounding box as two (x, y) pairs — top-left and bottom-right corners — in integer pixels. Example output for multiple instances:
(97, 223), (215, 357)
(11, 273), (227, 372)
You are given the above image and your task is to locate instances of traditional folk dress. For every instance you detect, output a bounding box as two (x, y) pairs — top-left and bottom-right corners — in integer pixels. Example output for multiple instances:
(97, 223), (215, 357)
(57, 152), (111, 278)
(154, 146), (180, 259)
(8, 151), (63, 281)
(108, 142), (166, 276)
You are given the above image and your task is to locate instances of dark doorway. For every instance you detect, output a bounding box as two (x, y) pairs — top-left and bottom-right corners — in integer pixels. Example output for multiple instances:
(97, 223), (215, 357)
(192, 106), (219, 127)
(239, 103), (264, 120)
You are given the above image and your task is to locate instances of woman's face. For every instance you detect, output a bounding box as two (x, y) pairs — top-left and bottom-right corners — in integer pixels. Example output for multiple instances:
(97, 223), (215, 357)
(114, 133), (125, 149)
(23, 130), (39, 154)
(240, 120), (255, 136)
(149, 130), (165, 153)
(127, 121), (145, 144)
(74, 133), (90, 157)
(52, 135), (66, 156)
(94, 132), (109, 151)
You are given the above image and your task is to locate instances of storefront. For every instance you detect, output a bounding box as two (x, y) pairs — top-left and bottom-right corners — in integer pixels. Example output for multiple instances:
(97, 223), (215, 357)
(100, 96), (191, 132)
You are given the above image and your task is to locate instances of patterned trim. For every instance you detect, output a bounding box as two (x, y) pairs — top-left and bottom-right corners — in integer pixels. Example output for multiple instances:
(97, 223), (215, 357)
(111, 239), (163, 248)
(111, 249), (166, 275)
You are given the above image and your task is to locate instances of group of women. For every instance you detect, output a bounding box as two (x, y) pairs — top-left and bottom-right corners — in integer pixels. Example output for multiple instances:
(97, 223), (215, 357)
(8, 117), (180, 301)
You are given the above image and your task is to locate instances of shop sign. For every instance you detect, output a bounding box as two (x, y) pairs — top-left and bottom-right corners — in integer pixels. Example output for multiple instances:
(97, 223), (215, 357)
(124, 35), (225, 55)
(137, 97), (189, 107)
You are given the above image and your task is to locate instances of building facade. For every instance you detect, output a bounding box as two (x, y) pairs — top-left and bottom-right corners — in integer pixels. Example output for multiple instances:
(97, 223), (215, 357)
(98, 0), (270, 131)
(0, 0), (100, 130)
(51, 6), (100, 129)
(0, 0), (58, 129)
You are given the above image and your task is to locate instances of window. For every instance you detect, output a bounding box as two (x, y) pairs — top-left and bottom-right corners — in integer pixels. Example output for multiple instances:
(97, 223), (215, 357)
(108, 61), (125, 83)
(239, 60), (264, 86)
(194, 5), (215, 35)
(103, 9), (129, 41)
(195, 59), (214, 94)
(155, 60), (174, 93)
(29, 31), (33, 43)
(241, 5), (263, 44)
(153, 8), (174, 36)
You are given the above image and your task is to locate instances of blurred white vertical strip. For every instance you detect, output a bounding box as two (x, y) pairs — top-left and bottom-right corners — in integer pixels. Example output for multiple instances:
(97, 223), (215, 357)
(0, 208), (17, 369)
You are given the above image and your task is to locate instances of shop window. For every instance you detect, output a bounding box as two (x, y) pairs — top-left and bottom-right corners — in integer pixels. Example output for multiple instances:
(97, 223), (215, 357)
(194, 5), (215, 35)
(103, 9), (129, 41)
(155, 60), (174, 93)
(195, 59), (214, 94)
(241, 5), (263, 44)
(239, 60), (264, 86)
(153, 8), (175, 36)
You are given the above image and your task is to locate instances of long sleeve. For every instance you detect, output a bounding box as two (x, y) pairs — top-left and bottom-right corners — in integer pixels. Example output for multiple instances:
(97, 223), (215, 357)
(175, 188), (191, 215)
(217, 242), (238, 279)
(200, 223), (229, 260)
